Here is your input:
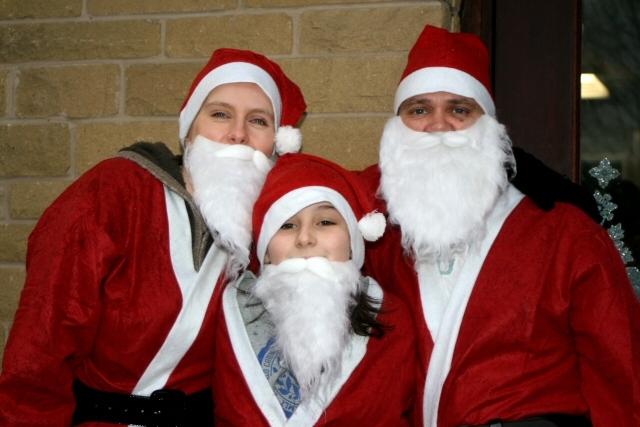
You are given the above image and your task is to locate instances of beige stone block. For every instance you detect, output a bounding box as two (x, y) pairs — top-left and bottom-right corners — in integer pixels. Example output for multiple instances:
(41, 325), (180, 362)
(0, 268), (25, 321)
(299, 5), (449, 53)
(246, 0), (404, 6)
(0, 69), (6, 116)
(299, 117), (387, 171)
(16, 65), (120, 119)
(166, 14), (292, 58)
(0, 224), (34, 263)
(76, 121), (180, 174)
(127, 62), (205, 116)
(0, 0), (81, 20)
(88, 0), (234, 15)
(0, 124), (70, 177)
(0, 21), (161, 63)
(277, 56), (406, 114)
(10, 181), (72, 219)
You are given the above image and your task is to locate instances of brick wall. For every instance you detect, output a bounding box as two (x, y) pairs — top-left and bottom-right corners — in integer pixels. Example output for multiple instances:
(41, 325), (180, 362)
(0, 0), (460, 365)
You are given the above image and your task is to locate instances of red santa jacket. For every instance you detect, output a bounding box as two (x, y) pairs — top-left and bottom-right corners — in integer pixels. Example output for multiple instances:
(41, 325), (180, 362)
(361, 165), (640, 427)
(0, 145), (228, 426)
(212, 278), (418, 426)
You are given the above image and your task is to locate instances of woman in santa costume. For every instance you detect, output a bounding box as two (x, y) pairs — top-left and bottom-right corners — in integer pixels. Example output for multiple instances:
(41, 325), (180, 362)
(0, 48), (306, 427)
(362, 25), (640, 427)
(212, 153), (418, 426)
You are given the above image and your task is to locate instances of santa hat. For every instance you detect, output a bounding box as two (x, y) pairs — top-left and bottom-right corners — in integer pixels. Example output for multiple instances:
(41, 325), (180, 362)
(253, 153), (386, 268)
(394, 25), (495, 117)
(179, 48), (307, 155)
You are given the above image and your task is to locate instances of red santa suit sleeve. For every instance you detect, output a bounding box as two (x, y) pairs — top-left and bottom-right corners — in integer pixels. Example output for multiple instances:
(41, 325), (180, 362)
(0, 156), (225, 427)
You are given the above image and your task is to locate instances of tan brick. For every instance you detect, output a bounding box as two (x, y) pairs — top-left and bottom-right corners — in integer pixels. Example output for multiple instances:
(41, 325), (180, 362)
(299, 117), (387, 171)
(76, 121), (180, 174)
(246, 0), (420, 6)
(0, 268), (26, 321)
(127, 62), (205, 116)
(16, 65), (120, 119)
(0, 21), (161, 63)
(166, 14), (292, 58)
(88, 0), (234, 15)
(0, 124), (70, 177)
(299, 6), (449, 53)
(0, 69), (6, 116)
(10, 181), (72, 219)
(0, 224), (34, 263)
(0, 0), (81, 20)
(277, 56), (405, 114)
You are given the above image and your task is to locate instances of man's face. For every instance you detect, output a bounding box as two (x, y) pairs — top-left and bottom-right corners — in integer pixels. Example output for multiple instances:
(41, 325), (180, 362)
(185, 82), (276, 157)
(398, 91), (485, 132)
(265, 202), (351, 265)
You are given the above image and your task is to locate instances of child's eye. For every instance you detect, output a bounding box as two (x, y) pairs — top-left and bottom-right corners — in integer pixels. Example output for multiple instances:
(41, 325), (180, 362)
(318, 220), (336, 226)
(280, 223), (295, 230)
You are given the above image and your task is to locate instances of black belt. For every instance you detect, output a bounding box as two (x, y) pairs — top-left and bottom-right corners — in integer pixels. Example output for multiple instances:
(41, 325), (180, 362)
(71, 380), (213, 427)
(462, 414), (592, 427)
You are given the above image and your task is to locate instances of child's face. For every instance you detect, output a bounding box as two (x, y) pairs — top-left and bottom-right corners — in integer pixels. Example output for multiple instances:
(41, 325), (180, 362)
(265, 202), (351, 265)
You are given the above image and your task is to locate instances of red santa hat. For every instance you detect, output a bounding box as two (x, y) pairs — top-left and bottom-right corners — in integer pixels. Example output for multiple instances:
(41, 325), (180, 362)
(253, 153), (386, 268)
(179, 48), (307, 155)
(394, 25), (495, 117)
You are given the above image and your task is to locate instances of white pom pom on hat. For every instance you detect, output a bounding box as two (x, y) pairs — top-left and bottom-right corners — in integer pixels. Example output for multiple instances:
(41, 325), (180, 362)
(179, 48), (306, 153)
(253, 153), (387, 268)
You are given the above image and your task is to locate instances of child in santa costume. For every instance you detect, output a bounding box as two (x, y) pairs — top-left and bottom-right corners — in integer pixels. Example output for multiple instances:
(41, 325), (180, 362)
(0, 48), (306, 427)
(212, 153), (417, 426)
(361, 25), (640, 427)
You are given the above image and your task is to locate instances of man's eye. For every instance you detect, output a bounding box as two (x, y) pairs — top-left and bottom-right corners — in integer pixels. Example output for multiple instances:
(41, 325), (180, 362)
(452, 108), (468, 115)
(411, 108), (426, 115)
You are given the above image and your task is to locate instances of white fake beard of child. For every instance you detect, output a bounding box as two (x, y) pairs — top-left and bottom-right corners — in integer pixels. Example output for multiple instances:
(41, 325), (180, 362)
(378, 114), (515, 264)
(184, 135), (273, 278)
(252, 257), (361, 403)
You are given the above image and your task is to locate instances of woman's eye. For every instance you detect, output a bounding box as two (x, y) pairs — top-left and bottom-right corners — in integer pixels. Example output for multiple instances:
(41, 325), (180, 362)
(212, 112), (228, 118)
(251, 118), (268, 126)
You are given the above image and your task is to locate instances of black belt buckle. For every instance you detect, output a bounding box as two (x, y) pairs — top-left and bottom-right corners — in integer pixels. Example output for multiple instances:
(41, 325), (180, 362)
(149, 388), (187, 427)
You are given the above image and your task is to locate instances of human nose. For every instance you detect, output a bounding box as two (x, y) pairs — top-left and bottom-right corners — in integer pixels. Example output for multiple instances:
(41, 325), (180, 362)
(295, 224), (316, 248)
(227, 119), (248, 144)
(424, 109), (453, 132)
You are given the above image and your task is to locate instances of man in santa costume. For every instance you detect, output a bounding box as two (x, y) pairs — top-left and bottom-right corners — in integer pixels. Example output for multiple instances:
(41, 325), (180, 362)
(212, 153), (417, 426)
(362, 25), (640, 427)
(0, 48), (306, 427)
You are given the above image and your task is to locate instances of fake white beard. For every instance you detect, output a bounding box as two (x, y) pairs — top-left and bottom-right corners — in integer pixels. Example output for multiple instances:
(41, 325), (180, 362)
(252, 257), (361, 403)
(184, 136), (273, 277)
(379, 115), (516, 263)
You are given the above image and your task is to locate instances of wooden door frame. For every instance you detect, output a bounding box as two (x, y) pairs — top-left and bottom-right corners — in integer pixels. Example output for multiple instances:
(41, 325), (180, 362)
(460, 0), (582, 181)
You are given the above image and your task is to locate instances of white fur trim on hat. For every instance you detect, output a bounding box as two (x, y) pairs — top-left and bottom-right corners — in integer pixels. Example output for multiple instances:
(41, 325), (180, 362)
(358, 212), (386, 241)
(180, 62), (283, 144)
(257, 187), (365, 269)
(394, 67), (495, 117)
(275, 125), (302, 155)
